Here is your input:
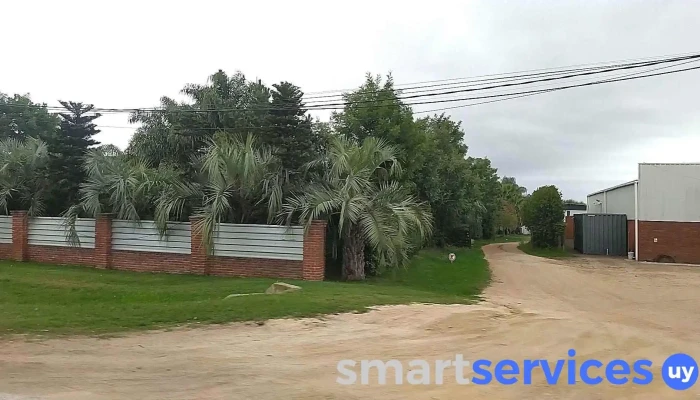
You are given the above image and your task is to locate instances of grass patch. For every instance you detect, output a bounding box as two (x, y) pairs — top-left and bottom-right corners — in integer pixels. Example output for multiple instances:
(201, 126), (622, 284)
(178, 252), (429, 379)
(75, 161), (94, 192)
(0, 245), (495, 336)
(518, 241), (574, 259)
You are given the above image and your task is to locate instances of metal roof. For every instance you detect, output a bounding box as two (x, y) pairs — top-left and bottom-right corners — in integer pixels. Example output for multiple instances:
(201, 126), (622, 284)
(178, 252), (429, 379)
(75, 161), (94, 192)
(587, 180), (638, 197)
(639, 162), (700, 165)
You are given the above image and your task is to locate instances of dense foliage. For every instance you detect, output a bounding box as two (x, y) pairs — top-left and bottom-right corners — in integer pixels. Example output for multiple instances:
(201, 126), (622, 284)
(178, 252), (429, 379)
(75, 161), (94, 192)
(280, 136), (432, 280)
(0, 71), (531, 279)
(522, 185), (565, 248)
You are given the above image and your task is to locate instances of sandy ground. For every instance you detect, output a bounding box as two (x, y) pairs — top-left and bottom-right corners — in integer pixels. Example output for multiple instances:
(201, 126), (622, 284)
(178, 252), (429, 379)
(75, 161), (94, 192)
(2, 243), (700, 399)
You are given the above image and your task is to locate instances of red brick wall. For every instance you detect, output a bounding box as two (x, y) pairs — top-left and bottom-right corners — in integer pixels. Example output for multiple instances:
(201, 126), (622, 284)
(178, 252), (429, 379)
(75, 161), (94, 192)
(3, 212), (327, 280)
(638, 221), (700, 264)
(111, 250), (192, 274)
(627, 220), (636, 252)
(207, 256), (303, 278)
(28, 245), (95, 266)
(0, 243), (12, 259)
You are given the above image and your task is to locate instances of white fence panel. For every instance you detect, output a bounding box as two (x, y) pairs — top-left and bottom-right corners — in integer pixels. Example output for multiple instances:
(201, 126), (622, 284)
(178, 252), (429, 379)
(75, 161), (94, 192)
(0, 216), (11, 244)
(213, 223), (304, 260)
(112, 220), (191, 254)
(28, 217), (95, 248)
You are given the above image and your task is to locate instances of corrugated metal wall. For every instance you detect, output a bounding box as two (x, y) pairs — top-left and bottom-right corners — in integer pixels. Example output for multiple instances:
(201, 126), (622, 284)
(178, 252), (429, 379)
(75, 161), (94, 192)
(0, 216), (11, 244)
(17, 217), (308, 260)
(28, 217), (96, 248)
(112, 220), (191, 254)
(639, 163), (700, 222)
(574, 214), (627, 256)
(213, 223), (304, 260)
(586, 184), (635, 217)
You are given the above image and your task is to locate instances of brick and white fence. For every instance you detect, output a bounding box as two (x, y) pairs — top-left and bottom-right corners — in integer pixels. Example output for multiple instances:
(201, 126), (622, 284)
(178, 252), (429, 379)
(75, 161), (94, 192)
(2, 211), (326, 281)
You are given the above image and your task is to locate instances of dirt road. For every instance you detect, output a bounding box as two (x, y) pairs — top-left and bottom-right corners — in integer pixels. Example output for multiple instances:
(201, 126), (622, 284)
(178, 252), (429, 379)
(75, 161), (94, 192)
(2, 243), (700, 399)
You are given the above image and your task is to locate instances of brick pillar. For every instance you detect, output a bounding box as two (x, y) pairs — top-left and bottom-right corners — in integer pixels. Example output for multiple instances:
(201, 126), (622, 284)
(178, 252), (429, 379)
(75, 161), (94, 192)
(11, 210), (28, 262)
(189, 216), (207, 275)
(95, 213), (113, 269)
(302, 220), (327, 281)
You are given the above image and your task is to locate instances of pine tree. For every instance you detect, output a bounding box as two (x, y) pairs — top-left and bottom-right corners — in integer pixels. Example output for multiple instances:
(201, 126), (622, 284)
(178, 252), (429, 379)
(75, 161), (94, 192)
(267, 82), (319, 177)
(45, 101), (100, 215)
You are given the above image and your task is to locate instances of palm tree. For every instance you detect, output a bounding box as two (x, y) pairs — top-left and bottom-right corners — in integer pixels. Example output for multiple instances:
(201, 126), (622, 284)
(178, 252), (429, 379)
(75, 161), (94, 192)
(63, 144), (182, 244)
(279, 135), (433, 281)
(0, 137), (50, 216)
(154, 133), (286, 253)
(68, 134), (286, 253)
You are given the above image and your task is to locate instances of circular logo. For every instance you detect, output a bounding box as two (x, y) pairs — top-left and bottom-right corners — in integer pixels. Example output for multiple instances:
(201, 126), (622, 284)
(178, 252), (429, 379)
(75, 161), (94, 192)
(662, 353), (698, 390)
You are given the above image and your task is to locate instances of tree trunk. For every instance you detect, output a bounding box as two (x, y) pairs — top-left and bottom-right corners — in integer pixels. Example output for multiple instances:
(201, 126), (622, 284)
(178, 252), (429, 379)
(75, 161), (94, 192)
(342, 225), (365, 281)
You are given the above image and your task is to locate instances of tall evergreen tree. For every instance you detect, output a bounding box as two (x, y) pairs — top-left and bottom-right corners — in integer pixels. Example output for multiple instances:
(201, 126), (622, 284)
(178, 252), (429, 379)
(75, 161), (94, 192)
(44, 101), (100, 215)
(267, 82), (319, 176)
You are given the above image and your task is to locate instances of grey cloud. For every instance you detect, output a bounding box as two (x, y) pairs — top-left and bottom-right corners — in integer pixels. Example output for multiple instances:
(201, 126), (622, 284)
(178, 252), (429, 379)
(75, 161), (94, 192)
(4, 0), (699, 203)
(409, 0), (700, 201)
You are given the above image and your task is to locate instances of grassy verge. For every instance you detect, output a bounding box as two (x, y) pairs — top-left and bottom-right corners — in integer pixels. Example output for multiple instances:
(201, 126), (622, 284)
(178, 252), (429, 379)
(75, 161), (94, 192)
(518, 241), (574, 259)
(0, 245), (493, 336)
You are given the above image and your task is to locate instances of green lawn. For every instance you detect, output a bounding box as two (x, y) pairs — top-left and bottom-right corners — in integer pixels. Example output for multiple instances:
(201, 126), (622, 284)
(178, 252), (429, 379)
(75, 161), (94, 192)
(0, 244), (496, 336)
(517, 241), (575, 258)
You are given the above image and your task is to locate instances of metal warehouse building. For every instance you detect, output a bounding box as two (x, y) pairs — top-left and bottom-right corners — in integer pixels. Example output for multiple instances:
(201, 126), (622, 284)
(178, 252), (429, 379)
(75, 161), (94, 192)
(585, 163), (700, 263)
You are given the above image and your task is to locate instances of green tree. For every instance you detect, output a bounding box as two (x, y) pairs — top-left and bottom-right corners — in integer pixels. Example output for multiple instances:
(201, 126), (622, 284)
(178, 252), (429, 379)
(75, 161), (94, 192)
(467, 157), (501, 239)
(332, 74), (425, 182)
(267, 82), (320, 176)
(128, 71), (322, 179)
(563, 199), (585, 205)
(412, 114), (481, 246)
(154, 134), (286, 252)
(496, 200), (519, 235)
(0, 137), (50, 215)
(70, 135), (286, 252)
(127, 70), (260, 174)
(64, 144), (181, 225)
(44, 101), (101, 215)
(522, 185), (565, 248)
(501, 176), (527, 227)
(0, 93), (59, 141)
(279, 136), (433, 281)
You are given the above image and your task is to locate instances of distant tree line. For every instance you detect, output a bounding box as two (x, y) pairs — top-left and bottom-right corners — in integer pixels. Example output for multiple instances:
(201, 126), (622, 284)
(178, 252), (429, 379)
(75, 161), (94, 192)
(0, 71), (529, 279)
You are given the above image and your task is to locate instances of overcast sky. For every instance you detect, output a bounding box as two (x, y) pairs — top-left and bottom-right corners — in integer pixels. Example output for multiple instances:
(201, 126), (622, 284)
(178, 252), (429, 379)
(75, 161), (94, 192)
(2, 0), (699, 201)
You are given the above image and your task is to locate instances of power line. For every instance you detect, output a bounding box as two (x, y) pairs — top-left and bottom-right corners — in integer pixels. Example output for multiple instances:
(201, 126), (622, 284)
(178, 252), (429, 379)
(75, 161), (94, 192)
(123, 56), (700, 112)
(95, 61), (700, 130)
(414, 57), (700, 114)
(301, 50), (700, 96)
(96, 123), (312, 131)
(302, 55), (700, 109)
(5, 52), (700, 115)
(31, 53), (700, 115)
(302, 56), (692, 102)
(398, 64), (700, 108)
